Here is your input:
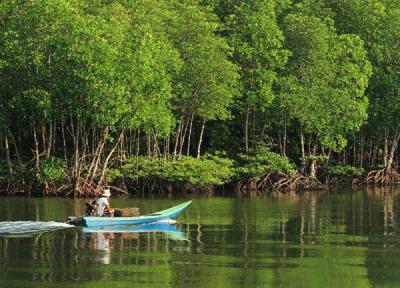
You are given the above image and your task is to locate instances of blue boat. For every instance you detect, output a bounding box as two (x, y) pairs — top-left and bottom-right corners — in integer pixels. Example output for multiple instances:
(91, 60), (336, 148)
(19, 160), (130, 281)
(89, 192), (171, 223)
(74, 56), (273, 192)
(70, 200), (192, 227)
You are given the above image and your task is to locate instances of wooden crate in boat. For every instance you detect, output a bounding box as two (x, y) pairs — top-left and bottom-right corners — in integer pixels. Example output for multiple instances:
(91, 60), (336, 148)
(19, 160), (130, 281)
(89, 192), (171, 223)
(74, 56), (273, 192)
(114, 207), (140, 217)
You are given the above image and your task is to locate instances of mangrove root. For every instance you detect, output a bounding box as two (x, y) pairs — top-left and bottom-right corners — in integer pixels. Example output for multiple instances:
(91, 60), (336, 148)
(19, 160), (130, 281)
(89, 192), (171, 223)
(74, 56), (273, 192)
(364, 169), (400, 185)
(234, 172), (327, 194)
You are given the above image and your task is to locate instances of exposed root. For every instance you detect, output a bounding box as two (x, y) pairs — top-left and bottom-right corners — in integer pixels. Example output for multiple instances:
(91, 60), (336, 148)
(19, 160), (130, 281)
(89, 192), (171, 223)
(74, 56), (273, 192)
(327, 175), (358, 186)
(234, 172), (327, 194)
(364, 169), (400, 185)
(271, 174), (326, 192)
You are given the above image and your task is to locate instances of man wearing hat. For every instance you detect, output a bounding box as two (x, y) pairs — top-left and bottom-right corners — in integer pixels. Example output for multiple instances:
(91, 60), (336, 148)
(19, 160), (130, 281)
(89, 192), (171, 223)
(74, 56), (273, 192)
(96, 188), (114, 216)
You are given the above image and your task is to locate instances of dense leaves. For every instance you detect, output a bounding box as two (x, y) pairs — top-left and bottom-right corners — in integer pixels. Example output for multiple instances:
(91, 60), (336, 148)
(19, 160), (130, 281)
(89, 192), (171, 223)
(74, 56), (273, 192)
(236, 147), (296, 180)
(38, 157), (67, 185)
(324, 165), (364, 177)
(122, 155), (235, 186)
(0, 0), (398, 194)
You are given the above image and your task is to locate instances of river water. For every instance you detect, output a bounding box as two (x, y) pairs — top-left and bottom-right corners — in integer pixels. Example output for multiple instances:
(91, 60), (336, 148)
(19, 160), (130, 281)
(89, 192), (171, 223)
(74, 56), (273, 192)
(0, 187), (399, 287)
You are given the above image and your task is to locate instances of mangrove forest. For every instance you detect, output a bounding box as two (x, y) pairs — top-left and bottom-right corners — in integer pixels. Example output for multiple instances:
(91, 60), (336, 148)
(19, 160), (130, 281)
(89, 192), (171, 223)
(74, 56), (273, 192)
(0, 0), (399, 196)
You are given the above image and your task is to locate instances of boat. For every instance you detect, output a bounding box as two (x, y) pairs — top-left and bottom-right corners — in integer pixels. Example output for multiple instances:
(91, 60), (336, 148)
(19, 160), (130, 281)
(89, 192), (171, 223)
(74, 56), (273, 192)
(69, 200), (192, 227)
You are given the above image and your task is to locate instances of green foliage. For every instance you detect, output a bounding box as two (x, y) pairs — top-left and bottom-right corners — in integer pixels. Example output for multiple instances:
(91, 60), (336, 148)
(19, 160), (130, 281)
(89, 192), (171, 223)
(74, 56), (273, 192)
(0, 161), (9, 183)
(0, 160), (27, 183)
(105, 168), (123, 183)
(164, 0), (239, 122)
(303, 155), (329, 163)
(11, 88), (52, 125)
(122, 154), (234, 186)
(236, 147), (296, 180)
(327, 0), (400, 142)
(226, 0), (289, 110)
(280, 3), (371, 151)
(38, 157), (66, 184)
(324, 165), (364, 177)
(0, 0), (398, 193)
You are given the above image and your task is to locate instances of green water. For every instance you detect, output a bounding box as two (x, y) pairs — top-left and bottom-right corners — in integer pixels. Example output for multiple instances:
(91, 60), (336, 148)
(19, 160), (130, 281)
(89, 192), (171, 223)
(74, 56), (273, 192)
(1, 188), (400, 287)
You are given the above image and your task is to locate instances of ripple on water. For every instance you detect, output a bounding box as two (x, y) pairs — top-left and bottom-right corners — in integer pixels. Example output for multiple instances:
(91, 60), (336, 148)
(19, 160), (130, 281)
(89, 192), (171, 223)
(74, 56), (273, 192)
(0, 221), (74, 236)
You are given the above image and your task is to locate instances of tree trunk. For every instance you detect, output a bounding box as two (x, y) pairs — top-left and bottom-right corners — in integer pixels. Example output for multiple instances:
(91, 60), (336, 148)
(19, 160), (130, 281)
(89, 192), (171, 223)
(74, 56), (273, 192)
(146, 133), (151, 158)
(46, 122), (53, 158)
(61, 117), (68, 164)
(165, 135), (170, 158)
(386, 130), (400, 172)
(41, 125), (47, 158)
(9, 130), (21, 166)
(342, 149), (347, 166)
(372, 145), (378, 168)
(82, 126), (89, 162)
(352, 134), (356, 166)
(33, 125), (40, 179)
(359, 135), (364, 168)
(384, 127), (388, 168)
(283, 124), (287, 158)
(96, 130), (124, 191)
(128, 129), (133, 156)
(52, 119), (56, 156)
(120, 129), (126, 161)
(197, 120), (206, 159)
(252, 106), (256, 143)
(4, 128), (14, 188)
(86, 127), (109, 186)
(300, 125), (306, 173)
(245, 105), (249, 153)
(278, 129), (282, 156)
(152, 129), (160, 158)
(367, 142), (372, 168)
(173, 117), (183, 160)
(310, 161), (316, 178)
(179, 115), (191, 157)
(74, 121), (82, 191)
(327, 149), (332, 166)
(186, 114), (194, 156)
(310, 145), (317, 178)
(135, 129), (140, 157)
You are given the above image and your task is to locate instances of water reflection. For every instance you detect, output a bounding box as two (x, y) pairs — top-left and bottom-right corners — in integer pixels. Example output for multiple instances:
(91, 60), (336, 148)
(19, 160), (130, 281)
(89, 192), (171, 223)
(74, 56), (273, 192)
(82, 222), (189, 241)
(83, 223), (189, 264)
(2, 192), (400, 287)
(93, 233), (113, 264)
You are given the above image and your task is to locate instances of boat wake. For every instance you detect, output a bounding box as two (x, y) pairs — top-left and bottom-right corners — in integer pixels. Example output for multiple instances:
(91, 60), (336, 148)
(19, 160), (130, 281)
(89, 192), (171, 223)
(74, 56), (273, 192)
(0, 221), (74, 237)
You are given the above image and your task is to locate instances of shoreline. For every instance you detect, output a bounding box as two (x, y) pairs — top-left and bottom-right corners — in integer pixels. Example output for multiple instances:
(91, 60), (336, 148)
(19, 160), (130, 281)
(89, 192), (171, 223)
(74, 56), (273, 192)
(0, 174), (394, 198)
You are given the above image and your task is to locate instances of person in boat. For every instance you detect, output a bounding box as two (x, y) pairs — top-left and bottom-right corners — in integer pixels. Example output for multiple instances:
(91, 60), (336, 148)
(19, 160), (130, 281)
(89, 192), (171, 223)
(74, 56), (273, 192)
(96, 189), (114, 216)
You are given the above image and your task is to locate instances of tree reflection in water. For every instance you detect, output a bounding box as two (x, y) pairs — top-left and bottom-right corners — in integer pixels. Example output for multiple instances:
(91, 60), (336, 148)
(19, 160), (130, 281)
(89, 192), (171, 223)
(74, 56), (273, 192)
(82, 222), (190, 265)
(2, 194), (400, 287)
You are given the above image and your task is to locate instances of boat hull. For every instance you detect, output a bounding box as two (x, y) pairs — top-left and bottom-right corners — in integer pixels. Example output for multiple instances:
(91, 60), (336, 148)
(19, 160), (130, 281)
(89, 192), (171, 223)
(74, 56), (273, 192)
(73, 201), (192, 227)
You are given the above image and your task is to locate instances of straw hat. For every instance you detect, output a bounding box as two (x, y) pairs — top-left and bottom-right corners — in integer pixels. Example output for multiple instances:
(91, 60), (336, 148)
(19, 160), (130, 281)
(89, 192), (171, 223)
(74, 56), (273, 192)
(102, 189), (111, 197)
